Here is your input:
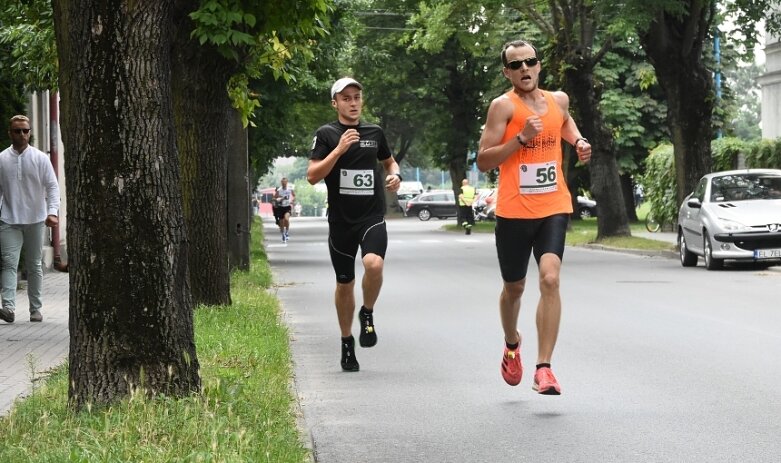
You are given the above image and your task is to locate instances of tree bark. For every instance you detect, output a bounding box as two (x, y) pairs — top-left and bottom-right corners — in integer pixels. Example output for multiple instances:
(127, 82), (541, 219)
(53, 0), (200, 409)
(227, 111), (250, 271)
(640, 5), (715, 205)
(442, 37), (484, 219)
(171, 1), (234, 305)
(530, 0), (630, 238)
(565, 66), (631, 238)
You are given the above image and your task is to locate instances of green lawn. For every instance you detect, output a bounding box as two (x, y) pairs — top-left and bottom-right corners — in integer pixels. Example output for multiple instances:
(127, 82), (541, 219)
(0, 219), (310, 463)
(448, 213), (675, 252)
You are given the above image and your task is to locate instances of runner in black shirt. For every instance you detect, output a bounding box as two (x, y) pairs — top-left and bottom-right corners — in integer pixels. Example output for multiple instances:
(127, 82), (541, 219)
(308, 77), (402, 372)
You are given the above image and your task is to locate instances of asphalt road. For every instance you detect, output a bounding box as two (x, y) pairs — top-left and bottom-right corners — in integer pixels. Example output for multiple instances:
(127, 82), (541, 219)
(265, 216), (781, 463)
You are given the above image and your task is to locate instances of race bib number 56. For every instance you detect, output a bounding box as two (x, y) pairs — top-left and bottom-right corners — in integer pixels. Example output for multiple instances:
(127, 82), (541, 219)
(340, 169), (375, 195)
(519, 161), (558, 194)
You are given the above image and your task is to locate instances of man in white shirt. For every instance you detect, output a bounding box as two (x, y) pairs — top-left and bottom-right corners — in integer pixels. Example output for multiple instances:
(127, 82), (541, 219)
(0, 115), (61, 323)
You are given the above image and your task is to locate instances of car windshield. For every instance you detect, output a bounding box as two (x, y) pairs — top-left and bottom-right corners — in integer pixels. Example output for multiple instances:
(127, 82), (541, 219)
(710, 174), (781, 202)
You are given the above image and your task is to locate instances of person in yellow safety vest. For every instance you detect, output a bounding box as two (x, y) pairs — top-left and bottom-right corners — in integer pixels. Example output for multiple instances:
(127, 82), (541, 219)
(458, 178), (476, 235)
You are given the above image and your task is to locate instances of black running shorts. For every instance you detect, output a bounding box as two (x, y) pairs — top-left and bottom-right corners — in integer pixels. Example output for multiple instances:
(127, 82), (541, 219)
(273, 206), (291, 224)
(494, 213), (568, 282)
(328, 217), (388, 283)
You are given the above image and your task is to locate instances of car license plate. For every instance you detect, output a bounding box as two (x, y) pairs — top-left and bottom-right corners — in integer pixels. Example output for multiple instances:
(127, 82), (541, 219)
(754, 249), (781, 259)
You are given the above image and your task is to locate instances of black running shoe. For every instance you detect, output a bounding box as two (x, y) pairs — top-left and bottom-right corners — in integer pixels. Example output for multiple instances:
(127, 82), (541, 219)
(341, 337), (360, 372)
(358, 308), (377, 347)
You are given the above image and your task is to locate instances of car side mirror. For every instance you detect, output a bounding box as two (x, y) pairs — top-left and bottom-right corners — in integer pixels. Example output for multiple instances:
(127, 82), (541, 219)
(687, 197), (702, 209)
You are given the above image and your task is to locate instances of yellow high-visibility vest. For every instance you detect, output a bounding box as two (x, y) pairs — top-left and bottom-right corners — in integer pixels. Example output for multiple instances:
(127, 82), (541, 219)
(460, 185), (476, 206)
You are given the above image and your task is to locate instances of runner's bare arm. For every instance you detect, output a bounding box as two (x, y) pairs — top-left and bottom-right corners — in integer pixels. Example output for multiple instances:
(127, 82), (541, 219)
(382, 156), (401, 193)
(553, 91), (592, 163)
(477, 96), (540, 172)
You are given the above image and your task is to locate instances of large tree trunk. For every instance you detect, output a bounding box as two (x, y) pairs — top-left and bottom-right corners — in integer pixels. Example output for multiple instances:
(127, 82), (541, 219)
(529, 0), (630, 238)
(565, 64), (631, 239)
(640, 5), (715, 205)
(227, 111), (250, 271)
(442, 38), (484, 222)
(53, 0), (200, 409)
(171, 1), (233, 304)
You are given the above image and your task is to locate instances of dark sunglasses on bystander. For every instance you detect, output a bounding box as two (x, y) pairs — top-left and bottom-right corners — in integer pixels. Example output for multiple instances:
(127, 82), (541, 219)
(506, 57), (539, 70)
(12, 128), (31, 134)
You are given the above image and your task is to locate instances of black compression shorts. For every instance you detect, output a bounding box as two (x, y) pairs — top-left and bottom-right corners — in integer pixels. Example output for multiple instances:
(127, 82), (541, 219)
(494, 213), (568, 282)
(328, 217), (388, 283)
(273, 206), (291, 224)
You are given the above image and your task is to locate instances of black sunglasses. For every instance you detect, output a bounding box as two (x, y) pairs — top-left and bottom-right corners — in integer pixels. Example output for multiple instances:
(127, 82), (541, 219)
(12, 128), (31, 134)
(506, 57), (539, 70)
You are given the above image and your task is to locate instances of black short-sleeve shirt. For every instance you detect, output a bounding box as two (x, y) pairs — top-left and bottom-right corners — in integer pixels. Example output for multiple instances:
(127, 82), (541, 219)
(310, 121), (392, 224)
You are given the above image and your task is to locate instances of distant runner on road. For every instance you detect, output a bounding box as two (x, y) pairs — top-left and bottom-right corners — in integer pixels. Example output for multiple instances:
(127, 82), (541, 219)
(307, 77), (402, 372)
(272, 177), (295, 243)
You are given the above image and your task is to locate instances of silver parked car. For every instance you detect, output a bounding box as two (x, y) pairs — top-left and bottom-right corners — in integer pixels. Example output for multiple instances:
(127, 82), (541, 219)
(677, 168), (781, 270)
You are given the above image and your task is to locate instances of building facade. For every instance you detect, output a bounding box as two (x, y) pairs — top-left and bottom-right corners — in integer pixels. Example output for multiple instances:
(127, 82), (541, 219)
(759, 33), (781, 139)
(27, 91), (67, 269)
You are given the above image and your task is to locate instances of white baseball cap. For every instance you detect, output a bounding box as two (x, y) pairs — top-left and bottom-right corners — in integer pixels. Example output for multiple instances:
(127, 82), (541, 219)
(330, 77), (363, 99)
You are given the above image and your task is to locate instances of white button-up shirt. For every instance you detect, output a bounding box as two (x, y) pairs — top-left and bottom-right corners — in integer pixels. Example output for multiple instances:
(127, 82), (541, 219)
(0, 145), (61, 225)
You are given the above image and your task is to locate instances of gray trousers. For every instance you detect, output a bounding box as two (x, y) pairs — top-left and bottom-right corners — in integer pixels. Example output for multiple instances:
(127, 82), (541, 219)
(0, 221), (45, 313)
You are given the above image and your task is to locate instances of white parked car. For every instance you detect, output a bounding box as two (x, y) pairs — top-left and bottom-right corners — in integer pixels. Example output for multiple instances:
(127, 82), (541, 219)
(677, 169), (781, 270)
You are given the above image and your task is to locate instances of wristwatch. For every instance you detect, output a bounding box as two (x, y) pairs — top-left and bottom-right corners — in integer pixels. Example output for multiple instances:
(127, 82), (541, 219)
(394, 173), (403, 182)
(575, 137), (588, 147)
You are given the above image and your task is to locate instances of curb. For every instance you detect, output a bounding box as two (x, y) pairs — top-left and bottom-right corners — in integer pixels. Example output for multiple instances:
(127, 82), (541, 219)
(582, 243), (781, 272)
(582, 243), (678, 259)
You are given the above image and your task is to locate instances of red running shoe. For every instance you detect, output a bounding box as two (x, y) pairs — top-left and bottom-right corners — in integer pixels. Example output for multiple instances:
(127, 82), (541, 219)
(532, 367), (561, 395)
(500, 343), (523, 386)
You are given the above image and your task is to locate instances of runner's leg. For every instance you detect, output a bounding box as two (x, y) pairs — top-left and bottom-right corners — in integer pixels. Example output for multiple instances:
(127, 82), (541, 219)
(535, 254), (562, 364)
(361, 253), (383, 309)
(499, 280), (524, 344)
(335, 281), (356, 337)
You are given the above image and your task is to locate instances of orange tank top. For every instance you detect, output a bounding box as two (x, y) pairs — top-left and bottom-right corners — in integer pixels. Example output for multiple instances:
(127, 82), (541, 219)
(496, 90), (573, 219)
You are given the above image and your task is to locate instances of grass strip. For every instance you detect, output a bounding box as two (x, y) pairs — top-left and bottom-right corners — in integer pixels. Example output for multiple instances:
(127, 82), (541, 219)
(447, 218), (676, 252)
(0, 218), (310, 463)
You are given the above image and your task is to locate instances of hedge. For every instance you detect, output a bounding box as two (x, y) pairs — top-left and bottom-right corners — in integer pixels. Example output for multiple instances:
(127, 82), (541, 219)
(642, 137), (781, 226)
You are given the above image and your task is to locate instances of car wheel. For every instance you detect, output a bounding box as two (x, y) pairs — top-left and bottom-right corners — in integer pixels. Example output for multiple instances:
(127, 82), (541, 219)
(703, 230), (724, 270)
(678, 230), (698, 267)
(417, 208), (432, 221)
(578, 207), (593, 219)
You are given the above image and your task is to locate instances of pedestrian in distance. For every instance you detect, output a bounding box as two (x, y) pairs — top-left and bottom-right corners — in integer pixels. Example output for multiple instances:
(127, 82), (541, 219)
(272, 177), (295, 242)
(476, 40), (592, 395)
(0, 115), (61, 324)
(307, 77), (402, 372)
(458, 178), (476, 234)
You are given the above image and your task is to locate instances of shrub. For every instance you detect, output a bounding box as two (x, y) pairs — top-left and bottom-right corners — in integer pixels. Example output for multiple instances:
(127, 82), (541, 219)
(641, 144), (678, 227)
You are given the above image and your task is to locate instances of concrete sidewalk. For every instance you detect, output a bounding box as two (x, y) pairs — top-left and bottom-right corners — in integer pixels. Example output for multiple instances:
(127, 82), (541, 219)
(0, 271), (69, 416)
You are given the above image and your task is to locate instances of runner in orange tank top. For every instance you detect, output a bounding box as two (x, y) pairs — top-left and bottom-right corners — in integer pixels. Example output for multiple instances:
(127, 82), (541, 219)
(476, 39), (592, 396)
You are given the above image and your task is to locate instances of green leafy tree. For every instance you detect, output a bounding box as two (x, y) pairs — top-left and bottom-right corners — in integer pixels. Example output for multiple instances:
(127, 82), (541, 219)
(720, 60), (763, 140)
(0, 62), (26, 146)
(508, 0), (632, 238)
(293, 179), (327, 216)
(597, 41), (670, 220)
(0, 0), (58, 91)
(349, 1), (507, 213)
(628, 0), (781, 205)
(170, 0), (330, 304)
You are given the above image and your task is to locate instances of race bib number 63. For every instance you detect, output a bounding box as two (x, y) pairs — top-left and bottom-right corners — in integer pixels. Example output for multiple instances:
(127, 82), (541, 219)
(340, 169), (375, 196)
(519, 161), (558, 194)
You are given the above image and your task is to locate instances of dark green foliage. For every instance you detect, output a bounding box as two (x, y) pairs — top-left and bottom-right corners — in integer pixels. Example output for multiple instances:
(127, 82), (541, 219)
(711, 137), (750, 171)
(644, 137), (781, 227)
(747, 138), (781, 169)
(641, 144), (678, 227)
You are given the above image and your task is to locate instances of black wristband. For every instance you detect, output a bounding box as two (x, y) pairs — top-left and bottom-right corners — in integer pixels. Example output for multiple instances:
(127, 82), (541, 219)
(575, 137), (588, 147)
(516, 133), (527, 146)
(394, 173), (403, 182)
